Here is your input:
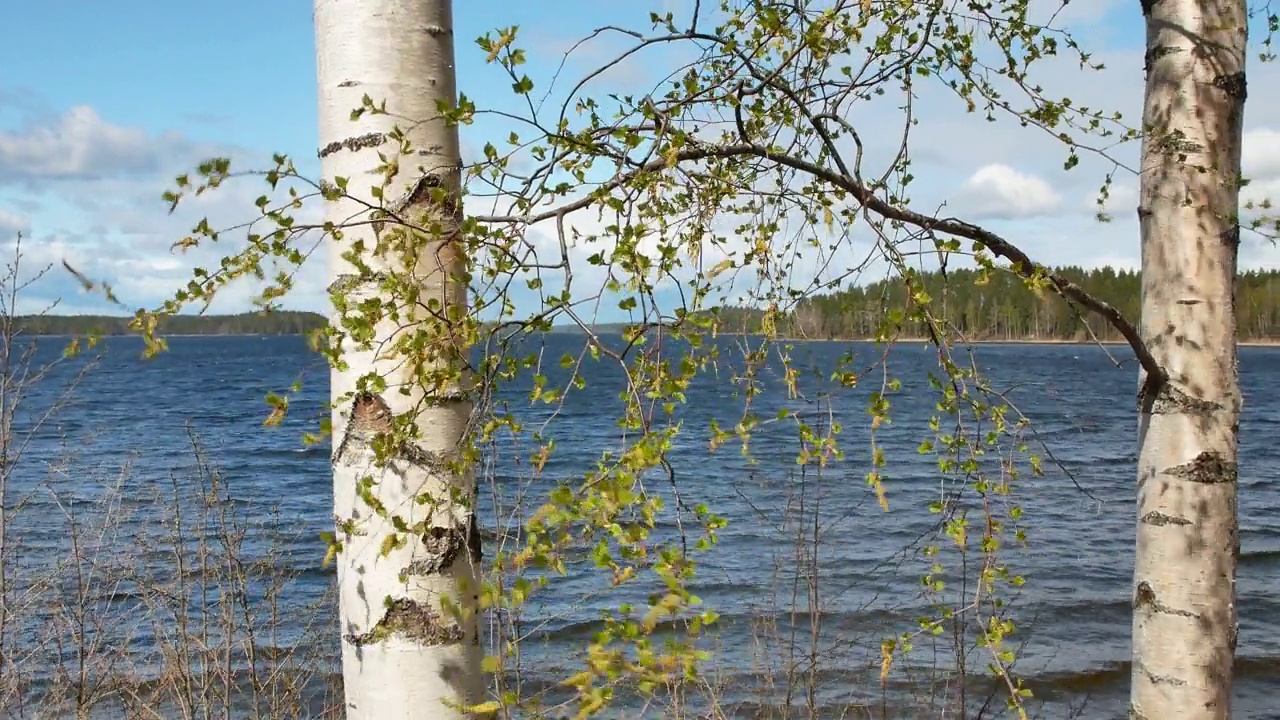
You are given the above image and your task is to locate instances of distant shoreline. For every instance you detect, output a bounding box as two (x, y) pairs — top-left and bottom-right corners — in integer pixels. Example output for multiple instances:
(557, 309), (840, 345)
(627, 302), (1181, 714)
(768, 335), (1280, 348)
(21, 332), (308, 338)
(15, 327), (1280, 348)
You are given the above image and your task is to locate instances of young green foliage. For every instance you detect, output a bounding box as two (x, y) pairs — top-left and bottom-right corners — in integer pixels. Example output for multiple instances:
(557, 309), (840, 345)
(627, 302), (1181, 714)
(83, 0), (1223, 715)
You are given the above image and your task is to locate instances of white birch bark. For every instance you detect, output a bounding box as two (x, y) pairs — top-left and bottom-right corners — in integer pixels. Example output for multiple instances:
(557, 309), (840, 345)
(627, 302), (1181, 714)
(314, 1), (482, 718)
(1131, 0), (1247, 714)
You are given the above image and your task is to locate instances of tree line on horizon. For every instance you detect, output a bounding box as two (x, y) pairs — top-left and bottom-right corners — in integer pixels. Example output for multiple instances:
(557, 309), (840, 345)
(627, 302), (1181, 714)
(709, 265), (1280, 342)
(20, 265), (1280, 343)
(11, 310), (328, 336)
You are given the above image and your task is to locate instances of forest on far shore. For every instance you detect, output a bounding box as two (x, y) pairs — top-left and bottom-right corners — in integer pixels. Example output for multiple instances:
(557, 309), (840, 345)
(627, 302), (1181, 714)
(706, 265), (1280, 343)
(11, 311), (328, 337)
(13, 266), (1280, 342)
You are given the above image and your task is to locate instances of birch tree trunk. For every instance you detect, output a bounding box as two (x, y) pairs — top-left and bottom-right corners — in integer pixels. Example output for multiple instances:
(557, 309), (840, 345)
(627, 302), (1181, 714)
(314, 1), (482, 718)
(1131, 0), (1247, 714)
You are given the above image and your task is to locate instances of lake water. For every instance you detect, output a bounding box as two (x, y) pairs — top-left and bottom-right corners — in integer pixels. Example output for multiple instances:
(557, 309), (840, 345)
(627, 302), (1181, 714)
(5, 334), (1279, 718)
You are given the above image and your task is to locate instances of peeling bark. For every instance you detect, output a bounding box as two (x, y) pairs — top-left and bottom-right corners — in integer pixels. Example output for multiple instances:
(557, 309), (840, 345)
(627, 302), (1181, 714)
(345, 598), (466, 647)
(406, 516), (481, 576)
(1139, 510), (1191, 527)
(1143, 382), (1221, 415)
(318, 131), (387, 158)
(327, 271), (392, 295)
(1165, 452), (1238, 485)
(1131, 0), (1246, 711)
(352, 393), (394, 434)
(333, 391), (465, 474)
(332, 392), (393, 464)
(1134, 580), (1199, 618)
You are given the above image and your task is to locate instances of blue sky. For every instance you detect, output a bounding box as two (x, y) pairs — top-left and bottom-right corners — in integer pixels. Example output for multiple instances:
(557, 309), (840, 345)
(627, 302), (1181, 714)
(0, 1), (677, 161)
(2, 0), (1278, 319)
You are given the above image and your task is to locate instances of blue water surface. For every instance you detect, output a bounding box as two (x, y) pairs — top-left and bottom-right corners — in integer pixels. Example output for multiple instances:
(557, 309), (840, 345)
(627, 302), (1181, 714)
(6, 334), (1277, 718)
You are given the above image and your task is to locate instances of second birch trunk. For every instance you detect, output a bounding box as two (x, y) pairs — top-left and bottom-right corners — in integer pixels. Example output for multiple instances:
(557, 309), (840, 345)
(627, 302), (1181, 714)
(1131, 0), (1247, 716)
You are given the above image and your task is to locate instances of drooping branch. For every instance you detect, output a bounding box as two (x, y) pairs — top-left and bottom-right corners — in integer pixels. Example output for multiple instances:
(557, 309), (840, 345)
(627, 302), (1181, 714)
(473, 140), (1166, 387)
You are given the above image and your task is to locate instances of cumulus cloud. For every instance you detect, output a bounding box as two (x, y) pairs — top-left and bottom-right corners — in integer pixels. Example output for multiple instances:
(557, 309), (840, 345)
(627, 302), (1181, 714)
(1243, 127), (1280, 182)
(1231, 131), (1280, 220)
(1239, 177), (1280, 207)
(7, 173), (329, 315)
(0, 210), (29, 238)
(0, 106), (209, 184)
(1080, 181), (1138, 217)
(0, 100), (328, 315)
(953, 164), (1063, 220)
(14, 9), (1280, 320)
(14, 225), (328, 317)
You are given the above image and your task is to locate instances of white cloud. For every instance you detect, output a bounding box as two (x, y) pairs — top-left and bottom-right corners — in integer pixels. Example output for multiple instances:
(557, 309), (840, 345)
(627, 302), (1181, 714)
(0, 106), (210, 183)
(0, 97), (331, 315)
(1079, 181), (1138, 216)
(954, 164), (1064, 220)
(11, 179), (328, 316)
(0, 210), (29, 238)
(1240, 177), (1280, 208)
(12, 6), (1280, 322)
(1243, 127), (1280, 182)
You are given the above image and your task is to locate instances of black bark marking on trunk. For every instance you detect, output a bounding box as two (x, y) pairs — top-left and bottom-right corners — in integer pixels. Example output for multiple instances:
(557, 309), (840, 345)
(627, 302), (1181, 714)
(1221, 225), (1240, 250)
(405, 514), (480, 576)
(391, 174), (444, 215)
(1140, 510), (1192, 526)
(397, 441), (459, 474)
(390, 171), (466, 227)
(468, 512), (483, 563)
(1136, 464), (1157, 493)
(344, 597), (465, 647)
(1134, 580), (1155, 608)
(1143, 45), (1177, 73)
(1138, 0), (1165, 15)
(421, 390), (471, 407)
(327, 271), (390, 296)
(318, 132), (386, 158)
(1175, 298), (1202, 305)
(1135, 659), (1188, 687)
(338, 79), (359, 87)
(1137, 372), (1170, 414)
(1166, 451), (1237, 485)
(1155, 132), (1203, 157)
(1213, 71), (1247, 100)
(1144, 382), (1220, 416)
(1134, 580), (1199, 618)
(1128, 704), (1150, 720)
